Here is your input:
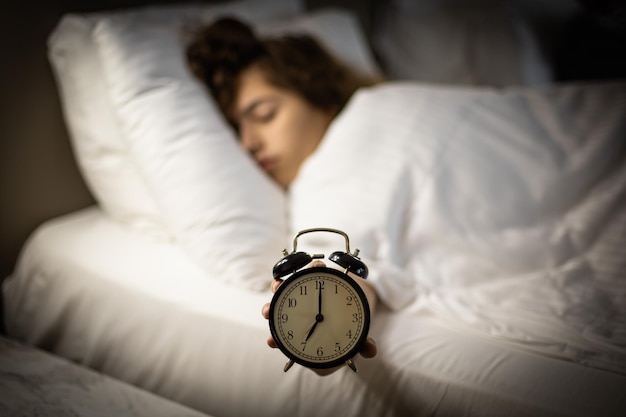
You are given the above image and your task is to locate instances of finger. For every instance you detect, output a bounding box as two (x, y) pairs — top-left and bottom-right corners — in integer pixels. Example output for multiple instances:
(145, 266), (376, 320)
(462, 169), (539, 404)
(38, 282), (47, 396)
(359, 337), (377, 359)
(271, 279), (283, 293)
(267, 336), (277, 349)
(309, 260), (325, 268)
(262, 303), (270, 319)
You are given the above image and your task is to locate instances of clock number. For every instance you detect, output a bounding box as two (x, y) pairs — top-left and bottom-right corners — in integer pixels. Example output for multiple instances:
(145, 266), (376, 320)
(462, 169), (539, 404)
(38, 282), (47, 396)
(288, 298), (297, 308)
(281, 313), (289, 323)
(301, 341), (307, 351)
(300, 286), (308, 296)
(352, 313), (359, 323)
(346, 295), (353, 305)
(315, 281), (325, 290)
(317, 347), (324, 356)
(287, 330), (294, 340)
(346, 329), (352, 339)
(334, 342), (341, 352)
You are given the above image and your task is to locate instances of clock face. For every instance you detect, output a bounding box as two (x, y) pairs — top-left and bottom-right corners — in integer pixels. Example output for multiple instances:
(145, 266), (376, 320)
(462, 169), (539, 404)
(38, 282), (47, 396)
(269, 267), (370, 369)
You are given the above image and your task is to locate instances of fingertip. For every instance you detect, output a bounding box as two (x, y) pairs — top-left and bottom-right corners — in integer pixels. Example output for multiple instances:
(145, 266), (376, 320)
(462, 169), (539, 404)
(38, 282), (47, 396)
(361, 337), (377, 358)
(271, 279), (282, 293)
(261, 303), (270, 319)
(267, 336), (277, 349)
(310, 260), (325, 268)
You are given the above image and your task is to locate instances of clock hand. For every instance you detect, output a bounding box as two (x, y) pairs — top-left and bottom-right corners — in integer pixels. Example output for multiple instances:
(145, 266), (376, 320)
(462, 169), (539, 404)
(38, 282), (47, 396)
(318, 283), (323, 316)
(305, 286), (325, 342)
(305, 320), (319, 342)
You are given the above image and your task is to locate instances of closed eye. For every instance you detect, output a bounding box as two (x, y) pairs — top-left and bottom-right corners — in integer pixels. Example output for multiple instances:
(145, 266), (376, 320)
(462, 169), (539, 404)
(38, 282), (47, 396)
(239, 98), (279, 125)
(250, 101), (278, 123)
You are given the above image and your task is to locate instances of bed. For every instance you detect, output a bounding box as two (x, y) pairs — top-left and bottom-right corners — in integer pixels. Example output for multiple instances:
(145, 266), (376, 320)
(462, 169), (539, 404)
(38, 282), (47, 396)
(3, 0), (626, 416)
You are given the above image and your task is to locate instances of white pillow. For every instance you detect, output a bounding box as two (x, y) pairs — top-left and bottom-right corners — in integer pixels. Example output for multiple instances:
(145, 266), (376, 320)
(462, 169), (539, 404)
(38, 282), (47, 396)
(89, 5), (380, 290)
(47, 0), (305, 239)
(91, 17), (279, 290)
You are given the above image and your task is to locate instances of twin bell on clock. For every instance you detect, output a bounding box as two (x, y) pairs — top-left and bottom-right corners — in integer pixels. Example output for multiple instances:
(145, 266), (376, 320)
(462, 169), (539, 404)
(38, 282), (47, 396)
(269, 228), (371, 373)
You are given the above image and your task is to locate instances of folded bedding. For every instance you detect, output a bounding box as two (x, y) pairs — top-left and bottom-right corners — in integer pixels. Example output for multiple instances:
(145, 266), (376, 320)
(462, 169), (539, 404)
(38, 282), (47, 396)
(4, 207), (626, 417)
(290, 80), (626, 376)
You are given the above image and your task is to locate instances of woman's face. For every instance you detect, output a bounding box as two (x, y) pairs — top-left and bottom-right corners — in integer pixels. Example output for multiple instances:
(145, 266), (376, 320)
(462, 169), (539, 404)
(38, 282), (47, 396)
(232, 65), (334, 189)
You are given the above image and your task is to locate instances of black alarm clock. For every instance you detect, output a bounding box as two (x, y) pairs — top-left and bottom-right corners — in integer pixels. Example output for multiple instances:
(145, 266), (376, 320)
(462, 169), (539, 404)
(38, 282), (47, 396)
(268, 228), (370, 372)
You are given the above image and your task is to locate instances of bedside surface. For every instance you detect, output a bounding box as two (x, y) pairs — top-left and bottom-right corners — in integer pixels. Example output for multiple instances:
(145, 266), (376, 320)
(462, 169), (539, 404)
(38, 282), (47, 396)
(0, 336), (212, 417)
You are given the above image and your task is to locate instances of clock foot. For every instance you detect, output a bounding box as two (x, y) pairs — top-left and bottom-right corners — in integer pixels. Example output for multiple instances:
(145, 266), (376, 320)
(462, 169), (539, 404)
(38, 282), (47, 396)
(346, 359), (358, 373)
(283, 360), (295, 372)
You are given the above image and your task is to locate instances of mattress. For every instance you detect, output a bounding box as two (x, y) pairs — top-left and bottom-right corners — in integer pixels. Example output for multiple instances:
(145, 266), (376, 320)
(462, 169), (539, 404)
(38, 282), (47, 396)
(4, 207), (626, 417)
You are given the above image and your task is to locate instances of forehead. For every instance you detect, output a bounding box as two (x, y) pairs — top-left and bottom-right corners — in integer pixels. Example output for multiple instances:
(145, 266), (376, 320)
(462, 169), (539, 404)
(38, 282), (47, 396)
(235, 65), (281, 109)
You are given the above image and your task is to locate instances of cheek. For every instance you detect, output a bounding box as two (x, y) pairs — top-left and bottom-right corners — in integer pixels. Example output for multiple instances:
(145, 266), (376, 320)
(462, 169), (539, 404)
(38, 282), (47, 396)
(268, 103), (330, 164)
(271, 114), (311, 155)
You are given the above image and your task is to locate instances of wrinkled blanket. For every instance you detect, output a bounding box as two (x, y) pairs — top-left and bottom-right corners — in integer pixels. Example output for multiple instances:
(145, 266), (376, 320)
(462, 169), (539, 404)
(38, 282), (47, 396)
(289, 81), (626, 375)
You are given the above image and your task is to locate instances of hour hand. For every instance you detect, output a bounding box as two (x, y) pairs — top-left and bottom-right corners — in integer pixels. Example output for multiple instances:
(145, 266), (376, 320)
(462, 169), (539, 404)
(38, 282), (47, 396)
(305, 320), (319, 342)
(305, 286), (325, 342)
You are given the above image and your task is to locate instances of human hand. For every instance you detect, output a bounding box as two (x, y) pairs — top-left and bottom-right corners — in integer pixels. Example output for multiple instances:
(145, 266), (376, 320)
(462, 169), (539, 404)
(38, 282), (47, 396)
(262, 260), (378, 376)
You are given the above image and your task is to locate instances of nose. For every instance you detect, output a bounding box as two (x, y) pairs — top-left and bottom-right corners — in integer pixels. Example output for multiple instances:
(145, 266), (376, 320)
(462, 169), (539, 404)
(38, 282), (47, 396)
(239, 123), (262, 155)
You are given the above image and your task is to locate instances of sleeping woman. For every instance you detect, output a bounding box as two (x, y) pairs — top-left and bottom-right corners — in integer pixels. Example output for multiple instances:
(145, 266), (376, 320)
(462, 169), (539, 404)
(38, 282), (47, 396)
(185, 16), (381, 375)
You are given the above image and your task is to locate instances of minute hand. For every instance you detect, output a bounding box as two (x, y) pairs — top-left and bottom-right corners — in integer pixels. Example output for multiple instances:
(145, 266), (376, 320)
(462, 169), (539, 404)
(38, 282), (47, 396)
(318, 283), (323, 316)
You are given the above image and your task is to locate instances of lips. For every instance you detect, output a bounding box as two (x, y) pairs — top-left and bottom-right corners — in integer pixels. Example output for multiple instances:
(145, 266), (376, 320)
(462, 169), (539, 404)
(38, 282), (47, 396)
(258, 157), (277, 172)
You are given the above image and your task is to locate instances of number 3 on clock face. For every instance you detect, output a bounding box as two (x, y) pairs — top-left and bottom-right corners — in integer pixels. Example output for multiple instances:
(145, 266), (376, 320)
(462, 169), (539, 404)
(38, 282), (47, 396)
(269, 267), (371, 370)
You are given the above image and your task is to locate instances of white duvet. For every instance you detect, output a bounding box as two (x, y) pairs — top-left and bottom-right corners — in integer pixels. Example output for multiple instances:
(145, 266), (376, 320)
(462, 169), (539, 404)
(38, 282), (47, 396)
(4, 80), (626, 417)
(6, 207), (626, 417)
(290, 81), (626, 375)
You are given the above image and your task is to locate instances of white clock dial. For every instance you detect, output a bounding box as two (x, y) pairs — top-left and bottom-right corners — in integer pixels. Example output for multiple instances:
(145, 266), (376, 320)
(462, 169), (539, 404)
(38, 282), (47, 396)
(269, 267), (370, 369)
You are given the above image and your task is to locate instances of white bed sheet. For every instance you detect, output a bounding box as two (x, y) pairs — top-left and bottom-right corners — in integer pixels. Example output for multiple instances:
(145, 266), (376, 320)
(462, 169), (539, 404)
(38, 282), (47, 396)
(4, 207), (626, 417)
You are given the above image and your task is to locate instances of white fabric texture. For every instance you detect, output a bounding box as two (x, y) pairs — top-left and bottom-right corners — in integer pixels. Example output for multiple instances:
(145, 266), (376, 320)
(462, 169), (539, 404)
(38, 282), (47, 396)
(4, 207), (626, 417)
(47, 0), (304, 239)
(92, 15), (287, 290)
(48, 1), (381, 290)
(0, 337), (212, 417)
(290, 81), (626, 375)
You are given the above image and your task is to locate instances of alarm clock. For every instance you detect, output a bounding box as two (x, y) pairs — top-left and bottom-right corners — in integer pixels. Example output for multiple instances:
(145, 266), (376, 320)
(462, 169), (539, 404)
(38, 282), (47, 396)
(268, 228), (370, 373)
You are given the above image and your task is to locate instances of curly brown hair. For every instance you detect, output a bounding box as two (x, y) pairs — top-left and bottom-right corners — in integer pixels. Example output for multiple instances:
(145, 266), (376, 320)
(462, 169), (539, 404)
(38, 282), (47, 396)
(185, 17), (379, 128)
